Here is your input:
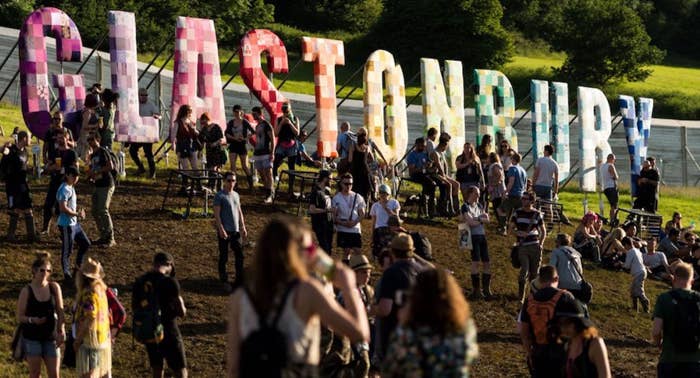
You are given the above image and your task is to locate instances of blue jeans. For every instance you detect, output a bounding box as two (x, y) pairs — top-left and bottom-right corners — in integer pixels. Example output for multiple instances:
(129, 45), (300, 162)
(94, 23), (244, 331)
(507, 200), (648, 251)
(59, 224), (91, 276)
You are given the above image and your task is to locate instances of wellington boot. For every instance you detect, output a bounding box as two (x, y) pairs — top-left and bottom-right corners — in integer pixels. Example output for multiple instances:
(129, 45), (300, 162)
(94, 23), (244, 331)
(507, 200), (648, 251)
(7, 213), (19, 241)
(482, 273), (494, 300)
(631, 297), (638, 312)
(469, 274), (484, 300)
(25, 214), (38, 242)
(518, 281), (526, 304)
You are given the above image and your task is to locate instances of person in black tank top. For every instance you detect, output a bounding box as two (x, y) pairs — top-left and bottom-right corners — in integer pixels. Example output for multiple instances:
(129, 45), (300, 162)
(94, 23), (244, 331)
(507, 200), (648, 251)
(555, 300), (611, 378)
(273, 102), (301, 192)
(16, 252), (65, 377)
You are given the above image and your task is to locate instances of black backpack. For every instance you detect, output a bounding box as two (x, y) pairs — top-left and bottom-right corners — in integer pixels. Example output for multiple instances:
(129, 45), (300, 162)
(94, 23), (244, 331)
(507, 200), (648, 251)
(240, 281), (298, 378)
(410, 231), (433, 261)
(131, 274), (164, 344)
(669, 290), (700, 353)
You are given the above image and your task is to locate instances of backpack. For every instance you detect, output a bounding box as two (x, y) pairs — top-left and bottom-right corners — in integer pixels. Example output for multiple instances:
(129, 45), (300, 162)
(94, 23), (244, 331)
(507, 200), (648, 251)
(100, 147), (121, 180)
(410, 231), (433, 261)
(131, 275), (164, 344)
(106, 287), (127, 336)
(526, 290), (564, 345)
(239, 281), (298, 378)
(669, 290), (700, 353)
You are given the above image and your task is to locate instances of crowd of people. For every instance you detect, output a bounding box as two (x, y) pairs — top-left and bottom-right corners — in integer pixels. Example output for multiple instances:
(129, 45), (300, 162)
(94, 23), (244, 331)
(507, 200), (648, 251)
(3, 97), (700, 378)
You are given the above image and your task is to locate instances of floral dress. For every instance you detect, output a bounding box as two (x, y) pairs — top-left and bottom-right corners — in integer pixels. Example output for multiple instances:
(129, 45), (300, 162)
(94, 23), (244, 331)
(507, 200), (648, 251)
(75, 286), (111, 377)
(383, 320), (478, 378)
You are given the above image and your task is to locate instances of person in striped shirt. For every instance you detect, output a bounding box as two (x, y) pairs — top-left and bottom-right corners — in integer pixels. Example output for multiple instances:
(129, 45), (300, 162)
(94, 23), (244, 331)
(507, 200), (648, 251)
(510, 191), (546, 303)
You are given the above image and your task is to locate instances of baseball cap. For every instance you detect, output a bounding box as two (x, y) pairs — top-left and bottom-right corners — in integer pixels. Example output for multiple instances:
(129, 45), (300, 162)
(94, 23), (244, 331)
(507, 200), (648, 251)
(378, 184), (391, 195)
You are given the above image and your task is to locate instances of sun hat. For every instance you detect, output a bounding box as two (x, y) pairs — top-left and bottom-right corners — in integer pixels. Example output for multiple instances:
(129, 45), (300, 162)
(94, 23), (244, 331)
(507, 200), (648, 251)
(79, 257), (104, 280)
(349, 255), (372, 271)
(378, 184), (391, 195)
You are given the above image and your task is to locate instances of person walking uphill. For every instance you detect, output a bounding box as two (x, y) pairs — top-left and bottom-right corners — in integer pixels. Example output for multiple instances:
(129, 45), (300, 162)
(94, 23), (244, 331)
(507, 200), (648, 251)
(214, 172), (247, 291)
(133, 252), (188, 378)
(57, 167), (91, 280)
(511, 191), (546, 303)
(87, 133), (116, 248)
(2, 130), (39, 242)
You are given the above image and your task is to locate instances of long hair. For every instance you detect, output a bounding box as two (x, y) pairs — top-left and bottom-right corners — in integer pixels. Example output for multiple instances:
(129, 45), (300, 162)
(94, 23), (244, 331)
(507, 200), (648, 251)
(488, 152), (500, 165)
(601, 227), (626, 254)
(248, 217), (309, 315)
(75, 273), (106, 303)
(461, 142), (480, 165)
(406, 269), (470, 335)
(176, 104), (192, 122)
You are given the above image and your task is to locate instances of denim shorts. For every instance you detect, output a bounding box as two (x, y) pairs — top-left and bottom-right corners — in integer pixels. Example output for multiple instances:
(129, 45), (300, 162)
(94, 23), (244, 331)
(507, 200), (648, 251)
(253, 155), (273, 170)
(24, 339), (60, 358)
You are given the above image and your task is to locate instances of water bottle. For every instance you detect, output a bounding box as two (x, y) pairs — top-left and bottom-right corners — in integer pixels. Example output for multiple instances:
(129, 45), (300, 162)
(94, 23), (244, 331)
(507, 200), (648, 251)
(306, 245), (335, 280)
(250, 158), (259, 185)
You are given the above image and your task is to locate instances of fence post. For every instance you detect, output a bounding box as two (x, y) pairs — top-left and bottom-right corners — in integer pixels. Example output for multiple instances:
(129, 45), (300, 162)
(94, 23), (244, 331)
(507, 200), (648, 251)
(681, 126), (688, 187)
(95, 54), (103, 86)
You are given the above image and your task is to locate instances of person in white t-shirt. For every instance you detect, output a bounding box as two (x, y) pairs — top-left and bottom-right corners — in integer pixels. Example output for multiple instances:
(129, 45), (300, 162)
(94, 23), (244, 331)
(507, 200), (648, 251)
(623, 236), (650, 312)
(601, 154), (619, 225)
(532, 144), (559, 201)
(370, 184), (401, 257)
(643, 237), (672, 282)
(333, 173), (367, 262)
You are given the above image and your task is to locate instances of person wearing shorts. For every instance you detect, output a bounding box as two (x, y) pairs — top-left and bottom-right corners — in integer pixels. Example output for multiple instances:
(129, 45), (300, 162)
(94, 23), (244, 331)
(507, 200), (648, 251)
(3, 130), (38, 242)
(601, 154), (619, 225)
(251, 107), (275, 203)
(333, 173), (366, 262)
(460, 186), (492, 300)
(225, 105), (254, 188)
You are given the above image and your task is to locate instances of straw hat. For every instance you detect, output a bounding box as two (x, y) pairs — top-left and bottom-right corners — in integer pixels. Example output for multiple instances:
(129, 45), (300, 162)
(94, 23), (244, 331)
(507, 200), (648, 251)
(390, 233), (414, 252)
(349, 255), (372, 271)
(79, 257), (104, 280)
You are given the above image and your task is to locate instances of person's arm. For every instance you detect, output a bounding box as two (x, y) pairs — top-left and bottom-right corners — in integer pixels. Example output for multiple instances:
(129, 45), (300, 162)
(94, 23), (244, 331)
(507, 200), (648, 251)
(532, 164), (540, 184)
(309, 267), (370, 343)
(553, 167), (559, 194)
(455, 155), (468, 169)
(609, 164), (618, 181)
(374, 298), (393, 318)
(463, 207), (481, 227)
(651, 317), (663, 348)
(588, 337), (612, 378)
(267, 125), (275, 161)
(16, 286), (29, 324)
(59, 200), (81, 218)
(289, 116), (300, 136)
(226, 291), (242, 378)
(52, 282), (66, 346)
(348, 142), (355, 163)
(519, 321), (533, 365)
(506, 175), (515, 194)
(273, 117), (282, 137)
(73, 315), (91, 350)
(370, 204), (377, 230)
(237, 202), (247, 240)
(538, 222), (547, 248)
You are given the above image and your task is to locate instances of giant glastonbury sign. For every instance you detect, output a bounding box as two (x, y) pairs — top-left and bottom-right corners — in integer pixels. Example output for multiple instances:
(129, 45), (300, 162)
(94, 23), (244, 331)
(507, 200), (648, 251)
(18, 7), (653, 194)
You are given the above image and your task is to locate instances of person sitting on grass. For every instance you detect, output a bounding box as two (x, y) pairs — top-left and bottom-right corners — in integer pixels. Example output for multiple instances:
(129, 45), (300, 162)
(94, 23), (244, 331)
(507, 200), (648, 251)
(643, 236), (673, 282)
(658, 228), (681, 261)
(600, 228), (626, 270)
(573, 212), (602, 263)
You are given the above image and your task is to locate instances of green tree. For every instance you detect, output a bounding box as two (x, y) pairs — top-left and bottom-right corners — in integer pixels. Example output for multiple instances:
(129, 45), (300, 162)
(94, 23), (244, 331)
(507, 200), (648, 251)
(267, 0), (381, 33)
(0, 0), (34, 29)
(364, 0), (512, 73)
(550, 0), (664, 85)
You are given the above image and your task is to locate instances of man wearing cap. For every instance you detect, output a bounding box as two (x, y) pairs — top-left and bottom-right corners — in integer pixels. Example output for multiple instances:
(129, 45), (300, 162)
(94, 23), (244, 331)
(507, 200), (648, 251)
(214, 171), (247, 291)
(370, 184), (401, 257)
(129, 88), (161, 178)
(309, 170), (335, 253)
(57, 167), (91, 279)
(372, 233), (421, 366)
(134, 252), (188, 378)
(652, 262), (700, 377)
(518, 265), (577, 378)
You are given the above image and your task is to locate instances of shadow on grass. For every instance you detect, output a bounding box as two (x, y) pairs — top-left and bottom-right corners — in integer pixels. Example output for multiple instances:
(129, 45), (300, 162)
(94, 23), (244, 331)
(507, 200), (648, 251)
(179, 321), (226, 337)
(179, 277), (230, 297)
(477, 331), (521, 344)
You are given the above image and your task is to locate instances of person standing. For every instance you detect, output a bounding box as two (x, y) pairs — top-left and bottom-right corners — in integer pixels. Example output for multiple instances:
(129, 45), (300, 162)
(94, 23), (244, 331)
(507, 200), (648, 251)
(455, 142), (485, 201)
(518, 265), (577, 378)
(497, 152), (527, 235)
(225, 105), (254, 188)
(486, 152), (506, 213)
(511, 191), (546, 303)
(87, 133), (116, 248)
(42, 110), (74, 166)
(41, 131), (79, 234)
(555, 300), (612, 378)
(214, 172), (247, 291)
(73, 257), (112, 378)
(652, 262), (700, 378)
(461, 186), (492, 300)
(406, 137), (438, 217)
(383, 269), (479, 377)
(348, 127), (374, 201)
(601, 154), (619, 225)
(532, 144), (559, 201)
(429, 133), (460, 216)
(251, 106), (275, 204)
(622, 236), (650, 312)
(332, 173), (366, 261)
(16, 252), (65, 378)
(130, 87), (161, 178)
(308, 170), (335, 253)
(370, 184), (401, 258)
(97, 88), (118, 150)
(134, 252), (188, 378)
(2, 131), (38, 242)
(57, 167), (90, 280)
(273, 101), (300, 187)
(198, 112), (227, 175)
(175, 105), (199, 171)
(634, 159), (659, 213)
(77, 94), (100, 159)
(336, 121), (355, 174)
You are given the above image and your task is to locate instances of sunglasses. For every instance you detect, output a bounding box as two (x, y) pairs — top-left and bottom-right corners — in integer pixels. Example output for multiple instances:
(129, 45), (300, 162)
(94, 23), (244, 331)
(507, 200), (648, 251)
(39, 268), (52, 273)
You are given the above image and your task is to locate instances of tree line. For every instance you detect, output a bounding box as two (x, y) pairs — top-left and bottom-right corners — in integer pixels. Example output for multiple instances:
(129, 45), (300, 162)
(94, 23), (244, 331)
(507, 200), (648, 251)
(1, 0), (698, 86)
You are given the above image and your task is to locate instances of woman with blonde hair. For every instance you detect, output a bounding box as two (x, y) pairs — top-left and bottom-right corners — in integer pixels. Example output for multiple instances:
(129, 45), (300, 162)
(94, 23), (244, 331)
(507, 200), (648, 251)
(383, 269), (479, 377)
(555, 300), (611, 377)
(600, 228), (626, 270)
(73, 257), (111, 378)
(226, 217), (369, 377)
(455, 142), (484, 201)
(16, 252), (65, 378)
